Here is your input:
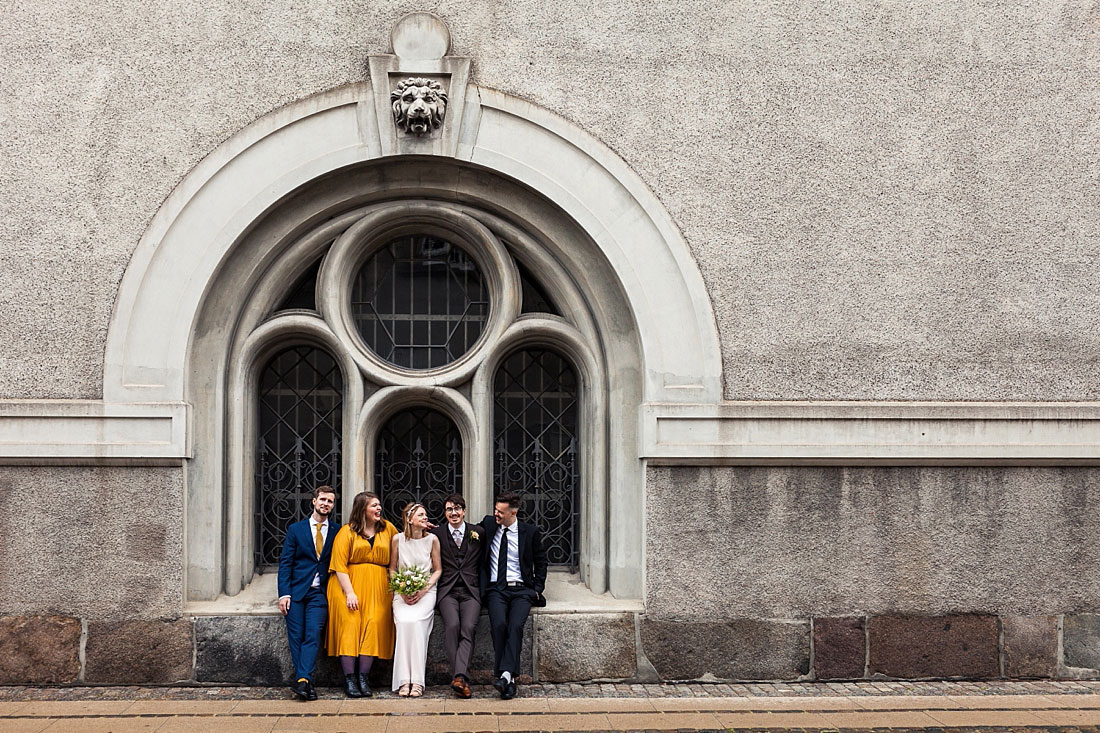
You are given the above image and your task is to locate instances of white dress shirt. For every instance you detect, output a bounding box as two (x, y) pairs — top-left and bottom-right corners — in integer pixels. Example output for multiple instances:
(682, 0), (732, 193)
(308, 516), (329, 588)
(489, 522), (522, 583)
(449, 521), (466, 547)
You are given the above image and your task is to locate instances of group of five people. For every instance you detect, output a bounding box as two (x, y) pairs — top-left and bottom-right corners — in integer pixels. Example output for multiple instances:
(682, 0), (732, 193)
(278, 486), (547, 701)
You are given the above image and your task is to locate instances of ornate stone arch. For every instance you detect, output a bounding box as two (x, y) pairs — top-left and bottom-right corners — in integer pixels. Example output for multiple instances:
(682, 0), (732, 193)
(104, 26), (721, 603)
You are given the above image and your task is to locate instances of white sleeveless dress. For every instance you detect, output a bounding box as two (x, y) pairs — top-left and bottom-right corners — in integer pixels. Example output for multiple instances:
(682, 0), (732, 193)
(391, 533), (437, 690)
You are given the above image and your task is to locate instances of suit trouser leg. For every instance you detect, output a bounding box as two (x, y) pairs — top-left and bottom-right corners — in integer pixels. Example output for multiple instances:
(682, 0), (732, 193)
(485, 589), (508, 677)
(284, 595), (306, 681)
(501, 588), (532, 677)
(297, 586), (327, 682)
(454, 590), (480, 678)
(438, 594), (461, 675)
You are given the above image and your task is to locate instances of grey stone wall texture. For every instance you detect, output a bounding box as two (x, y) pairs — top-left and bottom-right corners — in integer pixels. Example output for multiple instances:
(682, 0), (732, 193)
(0, 467), (184, 620)
(646, 466), (1100, 619)
(2, 2), (1098, 400)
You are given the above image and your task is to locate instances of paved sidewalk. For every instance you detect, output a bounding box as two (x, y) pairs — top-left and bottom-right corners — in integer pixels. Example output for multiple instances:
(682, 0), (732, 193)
(4, 681), (1100, 731)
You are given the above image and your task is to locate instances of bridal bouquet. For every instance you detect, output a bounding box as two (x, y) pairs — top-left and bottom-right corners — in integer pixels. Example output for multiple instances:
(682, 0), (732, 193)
(388, 565), (430, 596)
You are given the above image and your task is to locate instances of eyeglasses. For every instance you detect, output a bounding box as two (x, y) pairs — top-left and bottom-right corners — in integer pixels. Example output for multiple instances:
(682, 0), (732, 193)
(444, 507), (464, 513)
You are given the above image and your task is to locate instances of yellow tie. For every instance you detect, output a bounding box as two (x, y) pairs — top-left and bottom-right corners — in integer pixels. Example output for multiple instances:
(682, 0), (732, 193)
(314, 522), (324, 558)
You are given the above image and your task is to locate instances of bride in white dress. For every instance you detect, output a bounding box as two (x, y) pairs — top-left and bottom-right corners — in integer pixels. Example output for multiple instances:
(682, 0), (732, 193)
(388, 502), (442, 697)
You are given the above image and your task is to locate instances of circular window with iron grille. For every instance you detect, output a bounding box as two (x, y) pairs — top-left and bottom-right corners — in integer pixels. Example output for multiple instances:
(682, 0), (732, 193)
(351, 234), (489, 370)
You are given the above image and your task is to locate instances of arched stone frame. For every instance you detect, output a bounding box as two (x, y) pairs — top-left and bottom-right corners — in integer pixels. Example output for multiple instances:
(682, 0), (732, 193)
(472, 316), (607, 592)
(226, 314), (365, 595)
(355, 386), (478, 517)
(105, 82), (722, 603)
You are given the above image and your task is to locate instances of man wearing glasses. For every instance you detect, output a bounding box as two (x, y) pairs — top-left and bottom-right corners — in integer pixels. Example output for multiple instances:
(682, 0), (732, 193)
(430, 493), (483, 698)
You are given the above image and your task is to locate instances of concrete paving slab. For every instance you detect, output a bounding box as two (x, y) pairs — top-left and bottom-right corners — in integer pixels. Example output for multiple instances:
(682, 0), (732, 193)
(41, 719), (164, 733)
(444, 698), (551, 713)
(21, 701), (135, 716)
(126, 700), (239, 714)
(0, 702), (30, 715)
(1034, 708), (1100, 725)
(824, 710), (944, 727)
(271, 715), (388, 732)
(157, 718), (278, 733)
(338, 698), (444, 713)
(0, 719), (56, 733)
(233, 701), (341, 715)
(496, 713), (612, 731)
(385, 714), (499, 732)
(714, 710), (848, 727)
(850, 694), (967, 709)
(544, 696), (655, 712)
(697, 695), (864, 711)
(605, 711), (724, 730)
(926, 708), (1049, 726)
(946, 693), (1063, 708)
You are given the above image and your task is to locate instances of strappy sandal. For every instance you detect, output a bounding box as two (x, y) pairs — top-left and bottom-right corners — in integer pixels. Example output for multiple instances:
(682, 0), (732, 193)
(397, 683), (411, 697)
(409, 684), (424, 698)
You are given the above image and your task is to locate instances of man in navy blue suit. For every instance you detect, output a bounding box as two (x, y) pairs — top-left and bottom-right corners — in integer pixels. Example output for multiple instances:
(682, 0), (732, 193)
(277, 485), (337, 701)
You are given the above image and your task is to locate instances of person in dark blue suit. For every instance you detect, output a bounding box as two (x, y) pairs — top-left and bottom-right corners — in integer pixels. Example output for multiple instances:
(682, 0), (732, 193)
(278, 485), (338, 701)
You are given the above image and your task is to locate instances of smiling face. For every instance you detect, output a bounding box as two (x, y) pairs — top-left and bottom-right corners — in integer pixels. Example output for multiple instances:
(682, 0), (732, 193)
(444, 500), (466, 529)
(411, 505), (428, 530)
(312, 491), (335, 520)
(367, 496), (382, 523)
(493, 501), (518, 527)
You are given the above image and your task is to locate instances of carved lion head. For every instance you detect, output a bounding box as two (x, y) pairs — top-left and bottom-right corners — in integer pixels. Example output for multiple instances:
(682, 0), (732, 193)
(391, 78), (448, 136)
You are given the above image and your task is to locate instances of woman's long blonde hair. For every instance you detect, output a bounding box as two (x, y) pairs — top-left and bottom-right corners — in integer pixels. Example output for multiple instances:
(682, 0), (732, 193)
(402, 502), (427, 540)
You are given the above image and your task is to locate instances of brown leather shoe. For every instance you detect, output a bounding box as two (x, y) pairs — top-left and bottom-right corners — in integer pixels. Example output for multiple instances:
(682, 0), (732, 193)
(450, 675), (472, 698)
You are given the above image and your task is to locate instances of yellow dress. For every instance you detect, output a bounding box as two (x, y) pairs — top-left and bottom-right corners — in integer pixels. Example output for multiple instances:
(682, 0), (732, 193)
(326, 520), (398, 658)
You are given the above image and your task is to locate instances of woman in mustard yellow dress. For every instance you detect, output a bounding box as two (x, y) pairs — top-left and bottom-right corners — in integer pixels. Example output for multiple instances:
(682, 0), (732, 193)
(327, 491), (398, 698)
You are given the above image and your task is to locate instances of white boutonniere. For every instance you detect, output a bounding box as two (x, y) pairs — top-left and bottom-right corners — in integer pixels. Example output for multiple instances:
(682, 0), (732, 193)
(469, 530), (480, 542)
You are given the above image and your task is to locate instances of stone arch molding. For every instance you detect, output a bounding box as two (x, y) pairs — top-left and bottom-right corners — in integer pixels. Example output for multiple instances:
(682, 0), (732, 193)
(103, 69), (721, 410)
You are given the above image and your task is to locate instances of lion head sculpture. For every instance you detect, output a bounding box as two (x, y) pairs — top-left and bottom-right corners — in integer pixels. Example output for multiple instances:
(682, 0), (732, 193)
(391, 78), (448, 136)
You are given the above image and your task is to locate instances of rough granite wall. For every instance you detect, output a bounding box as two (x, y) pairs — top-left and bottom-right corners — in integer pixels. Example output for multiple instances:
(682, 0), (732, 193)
(0, 467), (184, 619)
(646, 466), (1100, 619)
(2, 2), (1098, 400)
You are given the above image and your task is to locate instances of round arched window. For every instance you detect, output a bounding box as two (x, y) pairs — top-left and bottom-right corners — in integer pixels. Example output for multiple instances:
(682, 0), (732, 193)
(350, 234), (489, 370)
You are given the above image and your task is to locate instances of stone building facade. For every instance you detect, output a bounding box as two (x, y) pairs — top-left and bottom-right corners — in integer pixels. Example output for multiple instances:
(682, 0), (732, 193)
(1, 4), (1099, 685)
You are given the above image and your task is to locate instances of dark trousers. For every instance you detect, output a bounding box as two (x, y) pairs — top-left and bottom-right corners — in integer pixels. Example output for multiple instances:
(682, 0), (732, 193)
(485, 585), (534, 677)
(284, 585), (327, 682)
(438, 585), (481, 678)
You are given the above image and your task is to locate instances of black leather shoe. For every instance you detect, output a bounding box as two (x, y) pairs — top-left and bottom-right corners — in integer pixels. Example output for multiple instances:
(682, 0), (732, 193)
(356, 672), (373, 697)
(493, 675), (508, 698)
(292, 679), (310, 700)
(503, 679), (517, 700)
(343, 673), (362, 698)
(305, 680), (318, 701)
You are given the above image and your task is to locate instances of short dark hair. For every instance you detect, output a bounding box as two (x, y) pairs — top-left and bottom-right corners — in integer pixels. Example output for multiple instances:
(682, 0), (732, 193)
(443, 493), (466, 510)
(494, 491), (521, 509)
(312, 485), (337, 500)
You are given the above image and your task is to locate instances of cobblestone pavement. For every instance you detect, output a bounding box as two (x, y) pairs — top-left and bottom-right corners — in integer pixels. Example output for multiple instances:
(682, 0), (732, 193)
(3, 682), (1100, 731)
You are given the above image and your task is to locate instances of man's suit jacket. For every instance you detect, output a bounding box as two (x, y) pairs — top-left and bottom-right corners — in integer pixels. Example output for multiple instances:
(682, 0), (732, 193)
(277, 518), (337, 601)
(431, 522), (484, 599)
(477, 516), (548, 597)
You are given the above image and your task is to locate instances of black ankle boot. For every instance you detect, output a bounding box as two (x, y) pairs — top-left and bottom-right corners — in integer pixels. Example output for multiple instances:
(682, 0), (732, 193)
(356, 672), (373, 697)
(343, 673), (363, 698)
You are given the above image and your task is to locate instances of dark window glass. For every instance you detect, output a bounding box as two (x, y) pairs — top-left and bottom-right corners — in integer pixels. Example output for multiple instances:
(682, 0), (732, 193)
(517, 260), (559, 315)
(351, 236), (489, 369)
(276, 259), (321, 312)
(493, 348), (578, 569)
(375, 407), (462, 524)
(255, 345), (343, 568)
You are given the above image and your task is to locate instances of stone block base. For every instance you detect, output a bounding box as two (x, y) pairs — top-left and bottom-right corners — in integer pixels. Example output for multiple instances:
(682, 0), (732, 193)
(0, 615), (81, 684)
(85, 619), (193, 683)
(639, 618), (809, 680)
(868, 615), (999, 679)
(814, 617), (865, 680)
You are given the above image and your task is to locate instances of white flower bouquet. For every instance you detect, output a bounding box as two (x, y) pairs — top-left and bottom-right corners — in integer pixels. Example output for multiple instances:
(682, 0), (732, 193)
(388, 564), (430, 596)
